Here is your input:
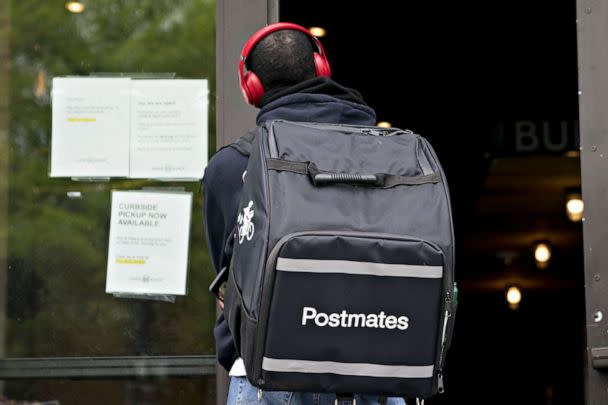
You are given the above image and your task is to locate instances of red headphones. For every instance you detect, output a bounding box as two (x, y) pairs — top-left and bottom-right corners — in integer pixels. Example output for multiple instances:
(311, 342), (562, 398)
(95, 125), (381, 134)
(239, 22), (332, 107)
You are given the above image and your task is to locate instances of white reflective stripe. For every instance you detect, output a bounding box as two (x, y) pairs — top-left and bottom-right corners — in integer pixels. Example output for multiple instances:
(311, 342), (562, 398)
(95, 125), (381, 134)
(262, 357), (434, 378)
(276, 258), (442, 278)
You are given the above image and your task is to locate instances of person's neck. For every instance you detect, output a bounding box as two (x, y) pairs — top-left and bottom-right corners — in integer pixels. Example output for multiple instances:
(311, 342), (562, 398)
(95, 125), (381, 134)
(259, 77), (368, 108)
(255, 77), (377, 126)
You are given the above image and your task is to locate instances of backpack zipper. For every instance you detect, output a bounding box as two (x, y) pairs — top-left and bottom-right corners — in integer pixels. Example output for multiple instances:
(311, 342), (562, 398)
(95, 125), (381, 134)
(437, 370), (444, 393)
(268, 120), (414, 139)
(435, 292), (452, 394)
(438, 304), (451, 367)
(290, 120), (414, 136)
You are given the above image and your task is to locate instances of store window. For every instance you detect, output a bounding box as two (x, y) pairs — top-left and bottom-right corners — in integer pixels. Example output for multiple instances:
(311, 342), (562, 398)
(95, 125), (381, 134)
(0, 0), (217, 403)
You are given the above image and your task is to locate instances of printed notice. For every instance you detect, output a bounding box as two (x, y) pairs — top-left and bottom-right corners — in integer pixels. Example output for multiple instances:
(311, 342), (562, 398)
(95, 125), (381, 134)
(50, 77), (131, 177)
(106, 191), (193, 296)
(50, 77), (208, 179)
(130, 80), (208, 179)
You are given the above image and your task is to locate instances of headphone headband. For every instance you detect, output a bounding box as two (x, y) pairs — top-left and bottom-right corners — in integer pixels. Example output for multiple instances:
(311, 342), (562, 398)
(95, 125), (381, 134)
(240, 22), (327, 65)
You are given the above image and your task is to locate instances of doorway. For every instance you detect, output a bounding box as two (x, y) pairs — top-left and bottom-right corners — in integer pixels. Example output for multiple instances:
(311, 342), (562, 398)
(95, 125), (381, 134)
(281, 1), (584, 403)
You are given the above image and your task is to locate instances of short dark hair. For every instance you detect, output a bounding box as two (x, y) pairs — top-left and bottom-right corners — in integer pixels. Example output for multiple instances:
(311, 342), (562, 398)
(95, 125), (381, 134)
(248, 29), (316, 90)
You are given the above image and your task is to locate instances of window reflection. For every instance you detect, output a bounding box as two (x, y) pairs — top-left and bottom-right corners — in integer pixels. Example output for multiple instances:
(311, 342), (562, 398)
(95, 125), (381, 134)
(1, 0), (216, 359)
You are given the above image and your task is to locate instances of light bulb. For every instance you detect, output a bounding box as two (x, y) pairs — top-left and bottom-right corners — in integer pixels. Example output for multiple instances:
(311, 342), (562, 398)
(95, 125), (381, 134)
(534, 242), (551, 264)
(566, 196), (584, 222)
(506, 286), (522, 306)
(309, 27), (326, 38)
(66, 2), (85, 13)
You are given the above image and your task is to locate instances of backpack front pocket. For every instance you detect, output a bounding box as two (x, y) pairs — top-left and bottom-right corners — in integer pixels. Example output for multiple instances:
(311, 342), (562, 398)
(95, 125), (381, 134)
(256, 231), (446, 397)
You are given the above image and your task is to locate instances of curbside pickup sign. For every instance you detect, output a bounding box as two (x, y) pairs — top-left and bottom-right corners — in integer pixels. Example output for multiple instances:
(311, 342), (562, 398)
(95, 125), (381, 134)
(105, 190), (193, 296)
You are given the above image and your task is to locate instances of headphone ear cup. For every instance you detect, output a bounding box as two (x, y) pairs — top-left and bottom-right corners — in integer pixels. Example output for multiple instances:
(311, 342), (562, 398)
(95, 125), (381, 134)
(240, 73), (254, 105)
(313, 52), (331, 78)
(244, 71), (265, 106)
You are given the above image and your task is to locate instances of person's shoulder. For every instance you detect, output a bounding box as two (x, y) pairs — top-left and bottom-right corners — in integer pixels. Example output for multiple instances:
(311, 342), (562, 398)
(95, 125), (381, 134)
(203, 144), (249, 191)
(207, 145), (247, 172)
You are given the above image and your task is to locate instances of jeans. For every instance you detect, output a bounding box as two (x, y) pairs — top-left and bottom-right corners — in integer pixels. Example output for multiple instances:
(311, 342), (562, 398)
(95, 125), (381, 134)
(226, 376), (407, 405)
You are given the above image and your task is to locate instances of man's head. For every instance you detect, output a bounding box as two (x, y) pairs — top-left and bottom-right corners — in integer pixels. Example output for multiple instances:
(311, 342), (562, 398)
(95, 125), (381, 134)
(249, 30), (315, 91)
(239, 23), (331, 106)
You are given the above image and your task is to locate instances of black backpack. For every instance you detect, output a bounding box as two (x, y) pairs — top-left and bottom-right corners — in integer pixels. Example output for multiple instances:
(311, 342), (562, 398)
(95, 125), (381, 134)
(222, 120), (456, 399)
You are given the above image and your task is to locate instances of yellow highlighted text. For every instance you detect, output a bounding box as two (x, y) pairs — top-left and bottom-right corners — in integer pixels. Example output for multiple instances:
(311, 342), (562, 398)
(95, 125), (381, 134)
(115, 258), (146, 265)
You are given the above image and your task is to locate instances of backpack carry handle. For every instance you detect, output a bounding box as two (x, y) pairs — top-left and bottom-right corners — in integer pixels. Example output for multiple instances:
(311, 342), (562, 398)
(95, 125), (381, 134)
(308, 163), (441, 188)
(313, 172), (378, 186)
(265, 158), (441, 188)
(308, 162), (379, 186)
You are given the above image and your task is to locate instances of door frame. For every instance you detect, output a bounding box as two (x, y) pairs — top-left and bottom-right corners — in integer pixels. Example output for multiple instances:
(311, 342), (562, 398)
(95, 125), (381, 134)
(576, 0), (608, 402)
(214, 1), (278, 403)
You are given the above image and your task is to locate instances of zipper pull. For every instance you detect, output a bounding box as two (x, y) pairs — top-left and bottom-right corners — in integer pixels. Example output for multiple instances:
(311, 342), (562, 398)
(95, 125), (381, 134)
(437, 371), (445, 394)
(362, 128), (388, 136)
(257, 388), (263, 402)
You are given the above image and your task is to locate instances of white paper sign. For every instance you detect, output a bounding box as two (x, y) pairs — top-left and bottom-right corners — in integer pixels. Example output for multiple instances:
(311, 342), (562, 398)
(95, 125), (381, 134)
(50, 77), (208, 179)
(106, 191), (193, 296)
(130, 80), (208, 179)
(50, 78), (131, 177)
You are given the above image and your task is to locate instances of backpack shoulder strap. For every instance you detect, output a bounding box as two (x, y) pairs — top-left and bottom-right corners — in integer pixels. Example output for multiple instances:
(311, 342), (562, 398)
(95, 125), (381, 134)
(223, 129), (257, 157)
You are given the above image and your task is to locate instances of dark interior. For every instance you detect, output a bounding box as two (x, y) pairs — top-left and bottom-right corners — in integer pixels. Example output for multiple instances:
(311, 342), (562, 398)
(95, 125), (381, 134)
(281, 1), (584, 403)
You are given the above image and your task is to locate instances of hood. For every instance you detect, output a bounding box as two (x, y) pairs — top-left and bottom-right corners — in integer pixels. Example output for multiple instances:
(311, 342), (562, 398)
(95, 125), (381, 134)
(256, 77), (377, 126)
